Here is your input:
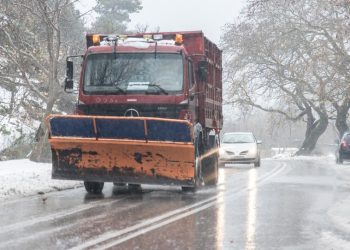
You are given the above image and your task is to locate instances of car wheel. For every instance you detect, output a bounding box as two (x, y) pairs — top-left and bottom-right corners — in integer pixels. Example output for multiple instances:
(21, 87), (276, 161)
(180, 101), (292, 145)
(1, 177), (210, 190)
(254, 157), (261, 167)
(84, 181), (104, 194)
(339, 154), (344, 164)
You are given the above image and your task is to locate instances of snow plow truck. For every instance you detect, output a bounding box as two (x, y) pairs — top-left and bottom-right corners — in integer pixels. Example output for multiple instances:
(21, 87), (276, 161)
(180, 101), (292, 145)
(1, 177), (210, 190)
(46, 31), (223, 193)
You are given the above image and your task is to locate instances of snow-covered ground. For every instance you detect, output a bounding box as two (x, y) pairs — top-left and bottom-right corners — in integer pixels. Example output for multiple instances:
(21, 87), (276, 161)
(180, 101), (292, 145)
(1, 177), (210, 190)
(0, 159), (82, 201)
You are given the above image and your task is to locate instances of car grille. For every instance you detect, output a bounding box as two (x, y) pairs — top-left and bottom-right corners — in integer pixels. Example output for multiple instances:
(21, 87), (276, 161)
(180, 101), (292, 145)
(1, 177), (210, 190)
(225, 150), (235, 155)
(240, 150), (248, 156)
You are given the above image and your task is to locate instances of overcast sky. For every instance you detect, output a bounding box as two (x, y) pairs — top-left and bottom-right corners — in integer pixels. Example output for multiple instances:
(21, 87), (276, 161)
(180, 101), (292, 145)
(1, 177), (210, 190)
(129, 0), (245, 44)
(77, 0), (246, 45)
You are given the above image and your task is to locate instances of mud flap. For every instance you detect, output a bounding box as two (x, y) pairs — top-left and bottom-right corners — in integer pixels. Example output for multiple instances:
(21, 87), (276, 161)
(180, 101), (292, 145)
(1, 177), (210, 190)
(47, 115), (195, 187)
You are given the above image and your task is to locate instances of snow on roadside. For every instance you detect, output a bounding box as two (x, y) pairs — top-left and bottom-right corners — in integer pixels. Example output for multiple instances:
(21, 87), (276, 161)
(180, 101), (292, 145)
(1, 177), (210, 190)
(0, 159), (82, 201)
(327, 162), (350, 238)
(266, 153), (336, 161)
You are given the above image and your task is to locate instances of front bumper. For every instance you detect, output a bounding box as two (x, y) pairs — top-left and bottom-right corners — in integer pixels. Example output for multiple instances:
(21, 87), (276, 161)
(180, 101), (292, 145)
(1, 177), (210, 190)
(219, 157), (257, 165)
(339, 150), (350, 159)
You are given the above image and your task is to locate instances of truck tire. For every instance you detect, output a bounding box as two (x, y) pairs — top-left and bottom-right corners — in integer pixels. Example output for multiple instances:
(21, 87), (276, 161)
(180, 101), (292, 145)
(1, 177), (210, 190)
(113, 183), (126, 186)
(182, 152), (201, 192)
(84, 181), (104, 194)
(128, 184), (142, 193)
(206, 156), (218, 186)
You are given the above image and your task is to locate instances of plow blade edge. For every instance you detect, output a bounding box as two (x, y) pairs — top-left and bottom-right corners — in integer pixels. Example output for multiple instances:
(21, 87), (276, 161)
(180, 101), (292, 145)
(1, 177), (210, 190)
(47, 115), (195, 186)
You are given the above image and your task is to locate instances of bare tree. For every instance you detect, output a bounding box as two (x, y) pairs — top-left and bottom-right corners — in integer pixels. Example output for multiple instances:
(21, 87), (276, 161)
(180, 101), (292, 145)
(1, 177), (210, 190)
(222, 0), (350, 154)
(0, 0), (84, 161)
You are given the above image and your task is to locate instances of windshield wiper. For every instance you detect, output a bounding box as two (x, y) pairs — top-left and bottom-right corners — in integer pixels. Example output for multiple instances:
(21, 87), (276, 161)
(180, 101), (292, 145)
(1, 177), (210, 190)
(224, 141), (249, 144)
(147, 84), (168, 95)
(105, 81), (127, 94)
(115, 85), (127, 94)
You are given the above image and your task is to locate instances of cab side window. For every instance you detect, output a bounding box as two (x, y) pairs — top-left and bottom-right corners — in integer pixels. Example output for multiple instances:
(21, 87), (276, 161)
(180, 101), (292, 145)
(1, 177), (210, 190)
(188, 60), (194, 88)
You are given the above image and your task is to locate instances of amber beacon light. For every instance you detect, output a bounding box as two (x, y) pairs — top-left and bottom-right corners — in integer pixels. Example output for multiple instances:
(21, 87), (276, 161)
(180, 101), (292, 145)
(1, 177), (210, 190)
(175, 34), (183, 45)
(92, 34), (100, 45)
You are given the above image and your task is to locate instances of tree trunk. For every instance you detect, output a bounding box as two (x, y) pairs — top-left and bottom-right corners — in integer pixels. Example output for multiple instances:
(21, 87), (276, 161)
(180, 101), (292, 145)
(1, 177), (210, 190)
(334, 102), (350, 138)
(30, 127), (51, 162)
(303, 107), (315, 140)
(30, 95), (58, 162)
(296, 114), (328, 155)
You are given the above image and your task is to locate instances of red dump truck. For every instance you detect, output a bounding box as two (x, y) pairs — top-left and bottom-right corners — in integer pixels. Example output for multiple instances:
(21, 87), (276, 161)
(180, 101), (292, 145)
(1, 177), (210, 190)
(47, 31), (223, 193)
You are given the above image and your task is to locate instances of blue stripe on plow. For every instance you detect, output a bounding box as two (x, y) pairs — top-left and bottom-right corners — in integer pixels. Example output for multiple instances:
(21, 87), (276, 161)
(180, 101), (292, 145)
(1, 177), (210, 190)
(49, 117), (95, 138)
(146, 120), (191, 142)
(95, 119), (145, 140)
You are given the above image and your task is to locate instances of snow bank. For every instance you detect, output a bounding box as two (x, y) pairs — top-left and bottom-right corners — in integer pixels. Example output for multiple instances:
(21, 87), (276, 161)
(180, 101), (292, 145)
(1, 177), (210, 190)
(0, 159), (82, 201)
(266, 152), (336, 161)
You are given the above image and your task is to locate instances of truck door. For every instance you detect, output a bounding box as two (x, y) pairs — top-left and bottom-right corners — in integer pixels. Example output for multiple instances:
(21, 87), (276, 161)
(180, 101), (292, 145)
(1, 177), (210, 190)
(188, 60), (197, 122)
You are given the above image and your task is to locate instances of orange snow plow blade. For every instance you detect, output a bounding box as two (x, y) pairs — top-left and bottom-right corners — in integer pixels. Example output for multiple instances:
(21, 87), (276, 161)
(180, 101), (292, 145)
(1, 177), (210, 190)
(46, 115), (195, 186)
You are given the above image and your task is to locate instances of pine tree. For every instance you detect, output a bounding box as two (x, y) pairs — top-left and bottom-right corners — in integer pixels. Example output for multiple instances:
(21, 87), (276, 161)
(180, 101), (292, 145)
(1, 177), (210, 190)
(91, 0), (142, 33)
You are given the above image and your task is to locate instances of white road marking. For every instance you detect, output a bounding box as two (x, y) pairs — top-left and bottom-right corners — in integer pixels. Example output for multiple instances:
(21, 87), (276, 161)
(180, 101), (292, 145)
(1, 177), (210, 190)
(0, 197), (127, 234)
(70, 163), (287, 250)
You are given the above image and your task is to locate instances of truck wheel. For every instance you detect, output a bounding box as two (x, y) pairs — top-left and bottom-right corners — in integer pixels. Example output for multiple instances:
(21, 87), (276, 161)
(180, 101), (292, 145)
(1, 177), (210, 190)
(181, 186), (197, 192)
(84, 181), (104, 194)
(182, 153), (201, 192)
(113, 183), (126, 186)
(128, 184), (142, 193)
(206, 156), (218, 186)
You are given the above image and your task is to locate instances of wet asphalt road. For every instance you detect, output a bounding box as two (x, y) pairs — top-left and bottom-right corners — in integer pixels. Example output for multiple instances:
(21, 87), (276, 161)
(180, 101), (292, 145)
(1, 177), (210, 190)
(0, 159), (349, 250)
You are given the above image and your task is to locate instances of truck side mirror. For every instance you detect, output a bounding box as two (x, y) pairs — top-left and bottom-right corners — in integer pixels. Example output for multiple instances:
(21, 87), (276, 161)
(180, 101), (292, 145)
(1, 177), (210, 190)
(64, 60), (74, 92)
(198, 60), (208, 82)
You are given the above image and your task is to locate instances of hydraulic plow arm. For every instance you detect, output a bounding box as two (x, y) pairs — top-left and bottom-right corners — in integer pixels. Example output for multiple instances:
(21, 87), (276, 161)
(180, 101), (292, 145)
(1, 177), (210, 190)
(47, 115), (196, 187)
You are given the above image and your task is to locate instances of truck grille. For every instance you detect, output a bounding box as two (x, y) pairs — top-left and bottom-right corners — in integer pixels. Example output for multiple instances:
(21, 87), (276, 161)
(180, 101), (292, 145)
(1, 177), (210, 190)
(78, 104), (184, 119)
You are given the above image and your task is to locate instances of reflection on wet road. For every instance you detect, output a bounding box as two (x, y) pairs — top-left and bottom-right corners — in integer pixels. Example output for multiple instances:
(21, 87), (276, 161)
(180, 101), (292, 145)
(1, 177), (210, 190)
(0, 159), (349, 249)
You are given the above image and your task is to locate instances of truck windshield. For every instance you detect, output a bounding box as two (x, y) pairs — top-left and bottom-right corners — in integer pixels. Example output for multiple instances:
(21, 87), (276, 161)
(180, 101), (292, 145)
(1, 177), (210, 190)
(83, 53), (183, 94)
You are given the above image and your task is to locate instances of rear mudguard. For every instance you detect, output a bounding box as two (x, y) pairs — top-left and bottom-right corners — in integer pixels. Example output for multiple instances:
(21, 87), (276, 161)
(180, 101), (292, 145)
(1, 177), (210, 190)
(47, 115), (196, 187)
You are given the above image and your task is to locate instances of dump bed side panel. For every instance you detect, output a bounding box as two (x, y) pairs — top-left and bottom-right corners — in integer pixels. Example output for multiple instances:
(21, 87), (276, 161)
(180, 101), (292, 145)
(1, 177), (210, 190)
(182, 32), (223, 131)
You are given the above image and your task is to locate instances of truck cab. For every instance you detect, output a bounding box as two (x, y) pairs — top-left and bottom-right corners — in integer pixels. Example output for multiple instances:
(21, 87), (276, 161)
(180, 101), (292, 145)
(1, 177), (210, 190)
(66, 31), (223, 136)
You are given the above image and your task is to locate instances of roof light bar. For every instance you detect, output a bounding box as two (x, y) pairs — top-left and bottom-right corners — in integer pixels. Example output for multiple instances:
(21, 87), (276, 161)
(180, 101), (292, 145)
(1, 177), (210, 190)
(143, 34), (152, 41)
(92, 35), (100, 45)
(175, 34), (183, 45)
(153, 34), (163, 40)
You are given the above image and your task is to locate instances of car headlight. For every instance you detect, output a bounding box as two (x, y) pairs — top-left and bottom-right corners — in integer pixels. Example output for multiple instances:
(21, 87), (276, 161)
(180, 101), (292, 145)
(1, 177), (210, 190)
(250, 146), (257, 155)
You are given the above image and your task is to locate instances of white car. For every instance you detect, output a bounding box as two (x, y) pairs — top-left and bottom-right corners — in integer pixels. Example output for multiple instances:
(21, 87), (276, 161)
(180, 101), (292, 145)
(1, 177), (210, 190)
(219, 132), (261, 167)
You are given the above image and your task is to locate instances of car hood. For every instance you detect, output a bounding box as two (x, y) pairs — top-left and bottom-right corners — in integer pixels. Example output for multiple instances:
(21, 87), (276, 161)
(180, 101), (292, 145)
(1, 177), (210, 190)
(220, 143), (257, 152)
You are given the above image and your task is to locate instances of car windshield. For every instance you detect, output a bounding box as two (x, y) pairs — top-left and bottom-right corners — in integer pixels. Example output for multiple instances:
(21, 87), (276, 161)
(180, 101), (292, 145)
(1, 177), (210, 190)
(83, 53), (183, 94)
(222, 133), (255, 143)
